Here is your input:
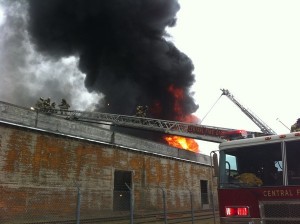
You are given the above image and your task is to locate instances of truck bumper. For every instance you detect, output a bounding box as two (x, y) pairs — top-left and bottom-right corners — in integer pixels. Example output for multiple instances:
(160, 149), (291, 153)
(220, 217), (261, 224)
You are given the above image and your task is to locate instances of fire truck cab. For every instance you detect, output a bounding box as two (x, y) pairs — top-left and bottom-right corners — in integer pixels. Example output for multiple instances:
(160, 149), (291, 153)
(216, 132), (300, 224)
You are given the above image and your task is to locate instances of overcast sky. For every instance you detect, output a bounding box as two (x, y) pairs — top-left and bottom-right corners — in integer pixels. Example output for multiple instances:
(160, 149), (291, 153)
(0, 1), (299, 155)
(169, 1), (300, 154)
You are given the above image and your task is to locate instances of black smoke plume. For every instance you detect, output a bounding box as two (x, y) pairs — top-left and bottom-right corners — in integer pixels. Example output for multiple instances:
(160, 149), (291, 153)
(27, 0), (198, 121)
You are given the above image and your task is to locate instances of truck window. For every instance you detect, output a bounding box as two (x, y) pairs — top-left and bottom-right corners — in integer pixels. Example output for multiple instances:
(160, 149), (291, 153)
(286, 140), (300, 185)
(220, 142), (282, 188)
(225, 154), (238, 179)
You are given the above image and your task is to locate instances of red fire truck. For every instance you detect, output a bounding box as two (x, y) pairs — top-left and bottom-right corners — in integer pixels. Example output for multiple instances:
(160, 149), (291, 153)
(214, 131), (300, 223)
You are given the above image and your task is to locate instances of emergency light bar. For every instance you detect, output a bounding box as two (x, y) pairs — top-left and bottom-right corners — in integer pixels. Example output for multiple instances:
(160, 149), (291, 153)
(221, 129), (248, 140)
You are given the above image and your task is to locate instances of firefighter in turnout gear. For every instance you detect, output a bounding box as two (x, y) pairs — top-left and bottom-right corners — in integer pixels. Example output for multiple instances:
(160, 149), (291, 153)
(34, 97), (56, 113)
(136, 105), (148, 117)
(35, 97), (45, 109)
(58, 98), (70, 114)
(291, 118), (300, 132)
(44, 98), (51, 108)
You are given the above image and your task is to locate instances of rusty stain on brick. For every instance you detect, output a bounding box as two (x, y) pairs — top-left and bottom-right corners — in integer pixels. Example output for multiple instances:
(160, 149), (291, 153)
(4, 130), (32, 173)
(33, 135), (73, 179)
(0, 124), (216, 222)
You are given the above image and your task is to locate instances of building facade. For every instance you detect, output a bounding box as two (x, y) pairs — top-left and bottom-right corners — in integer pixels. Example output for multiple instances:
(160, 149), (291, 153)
(0, 101), (217, 223)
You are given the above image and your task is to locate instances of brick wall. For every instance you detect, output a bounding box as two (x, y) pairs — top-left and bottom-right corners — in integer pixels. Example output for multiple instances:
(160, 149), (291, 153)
(0, 122), (214, 223)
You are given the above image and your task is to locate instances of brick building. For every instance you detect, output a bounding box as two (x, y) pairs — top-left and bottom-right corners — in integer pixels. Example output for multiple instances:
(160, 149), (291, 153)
(0, 101), (217, 223)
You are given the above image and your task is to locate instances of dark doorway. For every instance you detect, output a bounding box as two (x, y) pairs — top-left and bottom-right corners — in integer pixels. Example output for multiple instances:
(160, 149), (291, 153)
(200, 180), (209, 206)
(113, 170), (132, 211)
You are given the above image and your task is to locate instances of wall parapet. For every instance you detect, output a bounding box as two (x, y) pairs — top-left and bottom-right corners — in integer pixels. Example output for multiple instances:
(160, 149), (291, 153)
(0, 100), (211, 165)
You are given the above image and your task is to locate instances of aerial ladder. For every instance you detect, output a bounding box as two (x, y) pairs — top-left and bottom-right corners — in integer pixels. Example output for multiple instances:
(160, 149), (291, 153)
(221, 89), (277, 135)
(37, 107), (264, 143)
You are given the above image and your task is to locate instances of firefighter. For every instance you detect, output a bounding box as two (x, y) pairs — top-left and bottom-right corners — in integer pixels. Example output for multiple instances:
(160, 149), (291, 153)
(136, 105), (143, 117)
(58, 98), (70, 114)
(143, 106), (148, 117)
(35, 97), (44, 109)
(39, 97), (45, 103)
(291, 118), (300, 132)
(136, 105), (148, 117)
(44, 98), (51, 108)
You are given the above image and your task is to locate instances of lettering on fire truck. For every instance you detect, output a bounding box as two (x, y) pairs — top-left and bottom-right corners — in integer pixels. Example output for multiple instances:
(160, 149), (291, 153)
(187, 126), (223, 136)
(263, 189), (300, 197)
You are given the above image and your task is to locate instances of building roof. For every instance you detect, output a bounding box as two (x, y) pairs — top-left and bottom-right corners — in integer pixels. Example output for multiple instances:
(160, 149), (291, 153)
(0, 101), (211, 166)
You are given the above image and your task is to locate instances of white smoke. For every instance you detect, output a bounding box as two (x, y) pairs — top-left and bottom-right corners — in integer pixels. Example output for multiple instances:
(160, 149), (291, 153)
(0, 0), (102, 111)
(0, 4), (5, 26)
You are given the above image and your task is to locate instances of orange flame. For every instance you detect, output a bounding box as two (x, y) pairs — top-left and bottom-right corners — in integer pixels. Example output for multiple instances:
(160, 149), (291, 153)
(164, 135), (199, 153)
(164, 84), (200, 153)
